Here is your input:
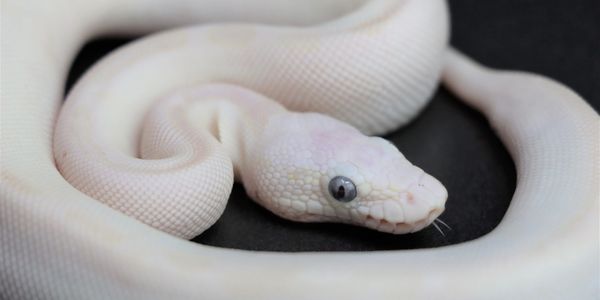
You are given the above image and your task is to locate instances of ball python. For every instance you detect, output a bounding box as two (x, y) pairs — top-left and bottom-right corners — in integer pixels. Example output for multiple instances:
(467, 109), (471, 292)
(1, 0), (598, 299)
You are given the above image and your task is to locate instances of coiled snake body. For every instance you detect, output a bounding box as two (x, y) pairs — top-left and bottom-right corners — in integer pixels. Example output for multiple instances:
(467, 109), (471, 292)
(1, 0), (598, 299)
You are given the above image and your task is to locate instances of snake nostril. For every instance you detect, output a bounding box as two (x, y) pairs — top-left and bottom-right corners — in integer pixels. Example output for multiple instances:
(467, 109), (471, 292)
(405, 192), (415, 204)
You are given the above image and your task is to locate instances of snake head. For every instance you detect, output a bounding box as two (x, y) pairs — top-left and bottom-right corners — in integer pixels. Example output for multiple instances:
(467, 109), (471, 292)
(247, 112), (447, 234)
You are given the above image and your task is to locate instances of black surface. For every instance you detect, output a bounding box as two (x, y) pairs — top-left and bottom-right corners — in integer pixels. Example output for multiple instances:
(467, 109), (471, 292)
(65, 0), (599, 252)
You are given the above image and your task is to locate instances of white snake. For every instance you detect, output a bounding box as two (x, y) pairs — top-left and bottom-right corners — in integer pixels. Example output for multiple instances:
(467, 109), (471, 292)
(1, 0), (598, 299)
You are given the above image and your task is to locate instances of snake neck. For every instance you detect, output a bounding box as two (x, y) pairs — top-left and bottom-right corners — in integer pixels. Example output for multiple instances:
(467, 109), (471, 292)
(149, 83), (288, 181)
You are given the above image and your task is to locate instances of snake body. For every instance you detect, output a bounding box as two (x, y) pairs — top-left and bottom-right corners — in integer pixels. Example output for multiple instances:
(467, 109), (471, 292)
(1, 0), (598, 299)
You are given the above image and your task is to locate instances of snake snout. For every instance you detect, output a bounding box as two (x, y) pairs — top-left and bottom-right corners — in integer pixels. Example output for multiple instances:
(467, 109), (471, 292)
(404, 173), (447, 231)
(405, 173), (447, 218)
(360, 172), (447, 234)
(413, 173), (447, 208)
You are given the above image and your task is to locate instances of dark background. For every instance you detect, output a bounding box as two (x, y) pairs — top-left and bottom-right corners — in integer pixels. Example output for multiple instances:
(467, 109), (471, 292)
(65, 0), (599, 251)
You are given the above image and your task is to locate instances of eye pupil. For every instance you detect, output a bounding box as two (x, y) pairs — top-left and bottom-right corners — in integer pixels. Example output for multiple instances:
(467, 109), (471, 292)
(328, 176), (357, 202)
(336, 186), (345, 198)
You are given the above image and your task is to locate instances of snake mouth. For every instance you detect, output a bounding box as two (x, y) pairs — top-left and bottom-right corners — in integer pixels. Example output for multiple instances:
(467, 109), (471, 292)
(363, 208), (443, 234)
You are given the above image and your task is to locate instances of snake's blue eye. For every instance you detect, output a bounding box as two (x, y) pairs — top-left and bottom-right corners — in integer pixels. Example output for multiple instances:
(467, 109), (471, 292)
(328, 176), (357, 202)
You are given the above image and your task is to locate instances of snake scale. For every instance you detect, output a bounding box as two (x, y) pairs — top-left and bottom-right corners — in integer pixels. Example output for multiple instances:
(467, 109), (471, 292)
(1, 0), (598, 299)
